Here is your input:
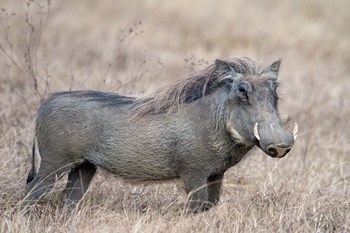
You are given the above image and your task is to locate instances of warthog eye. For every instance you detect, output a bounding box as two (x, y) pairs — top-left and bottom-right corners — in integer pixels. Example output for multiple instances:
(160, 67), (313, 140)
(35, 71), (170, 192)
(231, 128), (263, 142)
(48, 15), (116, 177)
(236, 82), (251, 103)
(238, 85), (247, 93)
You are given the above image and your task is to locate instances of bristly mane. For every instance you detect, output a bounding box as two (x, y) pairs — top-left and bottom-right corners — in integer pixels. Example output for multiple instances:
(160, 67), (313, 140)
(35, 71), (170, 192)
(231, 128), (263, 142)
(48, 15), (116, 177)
(131, 57), (266, 117)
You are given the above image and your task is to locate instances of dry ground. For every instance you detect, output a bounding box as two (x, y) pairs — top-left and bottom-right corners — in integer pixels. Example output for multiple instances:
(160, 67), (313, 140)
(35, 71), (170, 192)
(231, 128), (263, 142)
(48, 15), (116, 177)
(0, 0), (349, 232)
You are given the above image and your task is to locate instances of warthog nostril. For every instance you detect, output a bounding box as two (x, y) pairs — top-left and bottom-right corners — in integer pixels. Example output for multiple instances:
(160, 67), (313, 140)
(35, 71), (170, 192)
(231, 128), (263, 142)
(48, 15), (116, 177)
(267, 147), (278, 157)
(266, 144), (292, 158)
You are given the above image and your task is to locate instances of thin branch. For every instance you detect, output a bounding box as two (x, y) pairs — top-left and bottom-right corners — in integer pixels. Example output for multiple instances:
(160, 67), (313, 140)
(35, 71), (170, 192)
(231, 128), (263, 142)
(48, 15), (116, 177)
(0, 43), (26, 75)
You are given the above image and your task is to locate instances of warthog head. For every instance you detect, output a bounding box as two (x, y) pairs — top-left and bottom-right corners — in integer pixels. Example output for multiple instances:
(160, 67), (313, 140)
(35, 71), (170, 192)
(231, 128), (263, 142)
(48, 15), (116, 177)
(217, 59), (297, 158)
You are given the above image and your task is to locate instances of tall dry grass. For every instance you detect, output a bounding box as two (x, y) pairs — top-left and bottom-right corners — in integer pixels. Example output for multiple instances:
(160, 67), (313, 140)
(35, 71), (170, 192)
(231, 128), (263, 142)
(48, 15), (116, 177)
(0, 0), (349, 232)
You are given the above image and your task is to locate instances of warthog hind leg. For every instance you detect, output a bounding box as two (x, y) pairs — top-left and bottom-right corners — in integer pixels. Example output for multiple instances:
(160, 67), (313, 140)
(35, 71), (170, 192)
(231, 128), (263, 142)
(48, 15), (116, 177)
(24, 159), (73, 207)
(63, 161), (96, 209)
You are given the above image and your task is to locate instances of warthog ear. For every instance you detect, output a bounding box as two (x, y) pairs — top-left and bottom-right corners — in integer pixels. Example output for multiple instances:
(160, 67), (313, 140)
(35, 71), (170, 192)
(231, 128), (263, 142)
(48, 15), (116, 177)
(269, 59), (282, 76)
(215, 59), (236, 77)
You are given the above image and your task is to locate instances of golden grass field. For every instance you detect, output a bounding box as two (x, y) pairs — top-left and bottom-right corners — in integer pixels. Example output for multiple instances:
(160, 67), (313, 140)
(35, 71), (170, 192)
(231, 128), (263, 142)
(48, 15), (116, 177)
(0, 0), (349, 232)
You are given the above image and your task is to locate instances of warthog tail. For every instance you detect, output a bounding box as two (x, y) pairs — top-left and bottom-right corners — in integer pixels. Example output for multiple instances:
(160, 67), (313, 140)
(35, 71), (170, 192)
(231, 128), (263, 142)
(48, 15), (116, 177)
(26, 136), (37, 184)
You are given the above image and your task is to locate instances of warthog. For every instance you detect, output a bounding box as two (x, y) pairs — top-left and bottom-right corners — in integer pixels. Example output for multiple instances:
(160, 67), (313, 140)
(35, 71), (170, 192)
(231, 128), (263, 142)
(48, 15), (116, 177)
(24, 57), (298, 212)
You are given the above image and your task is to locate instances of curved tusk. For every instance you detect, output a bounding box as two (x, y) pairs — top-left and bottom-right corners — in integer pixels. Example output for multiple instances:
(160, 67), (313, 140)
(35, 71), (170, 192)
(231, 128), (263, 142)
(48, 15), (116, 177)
(254, 122), (260, 141)
(292, 122), (298, 140)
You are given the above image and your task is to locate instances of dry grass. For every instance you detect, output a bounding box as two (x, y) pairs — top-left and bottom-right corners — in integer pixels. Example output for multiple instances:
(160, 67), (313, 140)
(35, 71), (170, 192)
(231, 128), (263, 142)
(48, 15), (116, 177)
(0, 0), (349, 232)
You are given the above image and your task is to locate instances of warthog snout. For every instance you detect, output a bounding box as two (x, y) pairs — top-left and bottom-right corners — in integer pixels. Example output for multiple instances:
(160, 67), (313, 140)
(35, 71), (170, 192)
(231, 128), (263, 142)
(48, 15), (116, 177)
(254, 122), (298, 158)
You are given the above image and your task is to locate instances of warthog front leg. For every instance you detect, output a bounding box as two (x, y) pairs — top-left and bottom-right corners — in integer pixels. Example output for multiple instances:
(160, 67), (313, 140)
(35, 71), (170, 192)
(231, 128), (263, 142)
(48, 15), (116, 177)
(63, 161), (96, 209)
(207, 173), (224, 205)
(182, 174), (211, 212)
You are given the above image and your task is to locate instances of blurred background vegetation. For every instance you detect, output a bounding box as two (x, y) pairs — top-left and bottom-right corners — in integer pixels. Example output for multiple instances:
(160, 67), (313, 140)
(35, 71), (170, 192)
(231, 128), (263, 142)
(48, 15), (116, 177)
(0, 0), (349, 232)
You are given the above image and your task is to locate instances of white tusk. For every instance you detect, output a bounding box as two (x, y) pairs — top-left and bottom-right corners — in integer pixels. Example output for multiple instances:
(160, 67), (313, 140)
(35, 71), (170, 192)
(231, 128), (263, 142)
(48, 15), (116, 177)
(254, 122), (260, 141)
(292, 122), (298, 140)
